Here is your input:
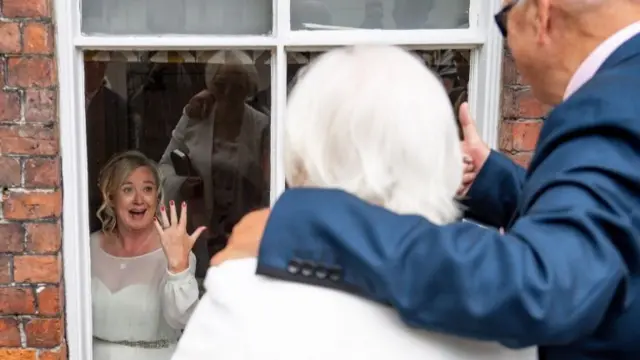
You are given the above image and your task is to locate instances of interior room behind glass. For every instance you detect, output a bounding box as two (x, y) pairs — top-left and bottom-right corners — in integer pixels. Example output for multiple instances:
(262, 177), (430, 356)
(84, 48), (469, 287)
(84, 51), (272, 287)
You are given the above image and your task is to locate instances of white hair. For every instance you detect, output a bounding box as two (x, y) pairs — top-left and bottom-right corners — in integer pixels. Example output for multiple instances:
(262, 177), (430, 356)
(284, 45), (463, 225)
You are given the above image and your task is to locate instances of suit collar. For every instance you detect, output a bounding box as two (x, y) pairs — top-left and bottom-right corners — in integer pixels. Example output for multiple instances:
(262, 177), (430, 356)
(564, 22), (640, 100)
(598, 30), (640, 72)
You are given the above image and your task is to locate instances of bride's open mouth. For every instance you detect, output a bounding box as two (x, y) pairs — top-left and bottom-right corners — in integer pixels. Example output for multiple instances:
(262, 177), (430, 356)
(129, 209), (147, 220)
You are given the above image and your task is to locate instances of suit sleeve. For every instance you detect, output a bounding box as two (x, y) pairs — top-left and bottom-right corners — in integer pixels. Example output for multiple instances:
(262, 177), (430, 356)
(257, 132), (634, 348)
(460, 150), (527, 228)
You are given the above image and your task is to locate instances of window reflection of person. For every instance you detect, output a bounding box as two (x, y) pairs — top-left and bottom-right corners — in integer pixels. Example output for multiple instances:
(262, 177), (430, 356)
(291, 0), (333, 30)
(361, 0), (384, 29)
(393, 0), (469, 29)
(91, 151), (199, 360)
(85, 61), (130, 233)
(434, 50), (469, 137)
(159, 51), (269, 281)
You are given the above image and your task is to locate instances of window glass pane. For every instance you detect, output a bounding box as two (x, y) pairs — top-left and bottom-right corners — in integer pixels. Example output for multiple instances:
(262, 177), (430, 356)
(82, 0), (272, 35)
(85, 51), (271, 345)
(287, 49), (470, 136)
(291, 0), (469, 30)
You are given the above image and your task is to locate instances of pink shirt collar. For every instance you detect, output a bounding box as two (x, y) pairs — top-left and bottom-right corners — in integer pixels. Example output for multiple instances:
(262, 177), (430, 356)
(564, 21), (640, 100)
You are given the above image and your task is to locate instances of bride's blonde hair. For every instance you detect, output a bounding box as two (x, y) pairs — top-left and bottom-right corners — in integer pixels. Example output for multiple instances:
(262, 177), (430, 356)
(96, 151), (164, 233)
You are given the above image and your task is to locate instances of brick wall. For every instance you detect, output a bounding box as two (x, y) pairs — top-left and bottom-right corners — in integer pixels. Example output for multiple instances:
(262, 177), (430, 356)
(500, 48), (548, 167)
(0, 0), (65, 359)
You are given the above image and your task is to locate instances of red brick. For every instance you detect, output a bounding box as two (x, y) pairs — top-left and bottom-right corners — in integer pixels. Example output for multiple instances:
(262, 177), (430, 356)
(0, 287), (36, 314)
(0, 349), (37, 360)
(2, 191), (61, 220)
(38, 345), (66, 360)
(0, 91), (21, 121)
(0, 156), (21, 187)
(7, 57), (55, 88)
(0, 0), (62, 354)
(57, 283), (64, 313)
(0, 223), (24, 252)
(516, 91), (550, 118)
(23, 23), (53, 54)
(0, 22), (20, 53)
(0, 318), (21, 347)
(0, 256), (10, 283)
(25, 223), (60, 253)
(2, 0), (50, 18)
(500, 121), (542, 152)
(25, 89), (56, 123)
(502, 52), (522, 86)
(13, 255), (59, 283)
(0, 58), (5, 87)
(503, 88), (550, 119)
(0, 124), (58, 156)
(24, 158), (60, 188)
(25, 318), (62, 348)
(36, 286), (60, 316)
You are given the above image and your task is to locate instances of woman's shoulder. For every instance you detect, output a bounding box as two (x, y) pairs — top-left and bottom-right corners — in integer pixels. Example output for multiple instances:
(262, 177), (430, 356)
(88, 231), (104, 259)
(90, 230), (102, 242)
(243, 104), (270, 128)
(203, 259), (258, 290)
(177, 111), (207, 131)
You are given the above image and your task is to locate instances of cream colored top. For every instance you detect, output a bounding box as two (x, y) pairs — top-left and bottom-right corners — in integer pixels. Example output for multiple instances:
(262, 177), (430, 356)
(90, 232), (198, 360)
(172, 258), (538, 360)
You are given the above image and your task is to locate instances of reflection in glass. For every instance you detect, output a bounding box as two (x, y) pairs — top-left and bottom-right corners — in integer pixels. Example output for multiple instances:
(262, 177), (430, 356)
(84, 49), (271, 292)
(291, 0), (469, 30)
(82, 0), (272, 35)
(158, 51), (271, 282)
(287, 49), (470, 136)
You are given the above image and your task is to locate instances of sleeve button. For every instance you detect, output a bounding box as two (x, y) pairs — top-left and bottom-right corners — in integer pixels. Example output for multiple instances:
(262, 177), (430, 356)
(287, 259), (302, 275)
(328, 266), (343, 282)
(314, 266), (328, 280)
(300, 261), (316, 277)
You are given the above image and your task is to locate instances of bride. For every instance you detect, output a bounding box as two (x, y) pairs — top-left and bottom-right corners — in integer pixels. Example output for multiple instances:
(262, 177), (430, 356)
(169, 45), (537, 360)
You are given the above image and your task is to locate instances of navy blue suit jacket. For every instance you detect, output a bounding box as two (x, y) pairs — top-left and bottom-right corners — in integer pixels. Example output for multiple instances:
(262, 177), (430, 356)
(257, 35), (640, 359)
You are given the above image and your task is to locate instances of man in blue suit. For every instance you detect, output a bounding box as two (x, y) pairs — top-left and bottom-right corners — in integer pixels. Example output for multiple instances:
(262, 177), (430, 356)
(212, 0), (640, 358)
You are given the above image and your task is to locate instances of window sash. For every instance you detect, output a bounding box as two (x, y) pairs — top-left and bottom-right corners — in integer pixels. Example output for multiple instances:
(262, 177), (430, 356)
(76, 0), (481, 38)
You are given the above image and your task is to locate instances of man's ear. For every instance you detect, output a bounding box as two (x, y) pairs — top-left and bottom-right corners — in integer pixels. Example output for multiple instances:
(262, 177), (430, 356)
(534, 0), (552, 45)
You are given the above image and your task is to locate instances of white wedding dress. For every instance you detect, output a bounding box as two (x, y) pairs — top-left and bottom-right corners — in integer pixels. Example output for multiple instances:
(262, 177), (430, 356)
(90, 232), (199, 360)
(172, 258), (538, 360)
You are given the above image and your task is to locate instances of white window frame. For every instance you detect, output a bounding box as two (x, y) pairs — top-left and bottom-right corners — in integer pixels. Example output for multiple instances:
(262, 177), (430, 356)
(54, 0), (504, 359)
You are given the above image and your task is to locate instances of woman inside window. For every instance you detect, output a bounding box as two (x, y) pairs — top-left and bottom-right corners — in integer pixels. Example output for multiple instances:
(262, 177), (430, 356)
(169, 46), (537, 359)
(91, 150), (202, 360)
(159, 51), (270, 284)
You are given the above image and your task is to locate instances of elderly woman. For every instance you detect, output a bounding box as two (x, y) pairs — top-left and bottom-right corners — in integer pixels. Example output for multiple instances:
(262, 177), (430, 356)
(159, 51), (270, 282)
(170, 46), (538, 359)
(91, 150), (202, 360)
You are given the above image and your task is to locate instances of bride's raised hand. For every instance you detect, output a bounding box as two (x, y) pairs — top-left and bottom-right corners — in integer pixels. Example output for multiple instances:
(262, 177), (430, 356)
(154, 201), (206, 273)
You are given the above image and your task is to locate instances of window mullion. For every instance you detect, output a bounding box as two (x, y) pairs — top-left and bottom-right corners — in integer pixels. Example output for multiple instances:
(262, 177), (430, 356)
(271, 45), (287, 203)
(468, 0), (503, 148)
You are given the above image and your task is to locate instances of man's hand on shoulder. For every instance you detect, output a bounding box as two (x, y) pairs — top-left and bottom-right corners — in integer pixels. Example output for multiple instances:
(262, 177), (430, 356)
(210, 208), (271, 266)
